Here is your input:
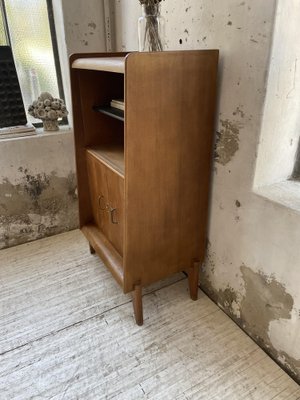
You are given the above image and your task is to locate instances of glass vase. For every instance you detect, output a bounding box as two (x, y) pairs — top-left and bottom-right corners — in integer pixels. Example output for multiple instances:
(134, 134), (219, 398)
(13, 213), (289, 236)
(138, 4), (165, 52)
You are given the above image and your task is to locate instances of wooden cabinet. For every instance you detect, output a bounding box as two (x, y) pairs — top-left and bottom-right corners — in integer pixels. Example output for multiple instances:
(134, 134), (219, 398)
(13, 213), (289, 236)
(70, 51), (219, 325)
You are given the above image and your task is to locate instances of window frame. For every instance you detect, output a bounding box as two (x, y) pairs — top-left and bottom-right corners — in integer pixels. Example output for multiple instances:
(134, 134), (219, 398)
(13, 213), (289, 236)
(0, 0), (67, 127)
(292, 139), (300, 181)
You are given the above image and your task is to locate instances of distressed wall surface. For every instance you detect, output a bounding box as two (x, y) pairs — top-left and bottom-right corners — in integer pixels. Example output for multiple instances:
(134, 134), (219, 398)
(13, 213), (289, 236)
(113, 0), (300, 382)
(0, 132), (78, 249)
(61, 0), (106, 55)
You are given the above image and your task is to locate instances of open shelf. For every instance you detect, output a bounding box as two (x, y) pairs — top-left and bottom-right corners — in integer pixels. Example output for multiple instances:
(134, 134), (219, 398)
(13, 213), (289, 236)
(86, 144), (124, 177)
(72, 57), (125, 73)
(93, 105), (124, 122)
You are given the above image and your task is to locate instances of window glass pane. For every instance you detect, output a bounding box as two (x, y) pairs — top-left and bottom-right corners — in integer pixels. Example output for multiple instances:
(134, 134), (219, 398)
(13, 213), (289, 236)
(5, 0), (60, 123)
(0, 6), (7, 45)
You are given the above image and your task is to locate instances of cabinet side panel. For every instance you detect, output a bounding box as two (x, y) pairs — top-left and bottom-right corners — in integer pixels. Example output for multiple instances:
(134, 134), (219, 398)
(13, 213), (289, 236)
(124, 51), (219, 292)
(70, 68), (93, 227)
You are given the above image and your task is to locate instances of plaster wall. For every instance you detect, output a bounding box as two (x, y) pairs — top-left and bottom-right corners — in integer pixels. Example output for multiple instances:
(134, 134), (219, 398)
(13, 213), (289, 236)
(53, 0), (107, 126)
(0, 131), (78, 249)
(61, 0), (106, 55)
(113, 0), (300, 381)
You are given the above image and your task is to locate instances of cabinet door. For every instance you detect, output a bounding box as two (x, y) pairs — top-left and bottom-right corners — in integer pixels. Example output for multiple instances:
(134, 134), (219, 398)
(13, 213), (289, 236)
(86, 154), (124, 256)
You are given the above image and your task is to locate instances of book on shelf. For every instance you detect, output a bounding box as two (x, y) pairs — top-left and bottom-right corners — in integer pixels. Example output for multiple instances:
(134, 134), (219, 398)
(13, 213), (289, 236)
(0, 123), (36, 139)
(110, 99), (124, 111)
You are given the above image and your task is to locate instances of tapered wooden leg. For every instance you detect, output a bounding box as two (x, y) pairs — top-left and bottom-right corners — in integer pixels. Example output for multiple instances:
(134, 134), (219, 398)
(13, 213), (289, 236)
(188, 261), (200, 301)
(132, 283), (143, 326)
(89, 243), (95, 254)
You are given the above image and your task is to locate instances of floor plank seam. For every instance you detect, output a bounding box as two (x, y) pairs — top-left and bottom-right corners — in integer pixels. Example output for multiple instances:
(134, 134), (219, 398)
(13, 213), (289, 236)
(1, 231), (299, 399)
(0, 301), (133, 358)
(0, 276), (187, 358)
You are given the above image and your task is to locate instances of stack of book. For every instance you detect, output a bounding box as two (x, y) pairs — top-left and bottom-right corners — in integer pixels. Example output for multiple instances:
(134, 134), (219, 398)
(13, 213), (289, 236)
(110, 99), (124, 111)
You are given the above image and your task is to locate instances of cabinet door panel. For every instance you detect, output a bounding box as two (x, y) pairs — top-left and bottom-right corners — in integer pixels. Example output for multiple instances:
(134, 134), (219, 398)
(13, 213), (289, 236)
(86, 154), (110, 236)
(105, 167), (124, 256)
(86, 153), (124, 256)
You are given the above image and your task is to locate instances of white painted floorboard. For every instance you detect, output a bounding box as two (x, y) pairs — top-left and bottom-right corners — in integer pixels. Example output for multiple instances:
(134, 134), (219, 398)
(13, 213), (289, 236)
(0, 230), (299, 399)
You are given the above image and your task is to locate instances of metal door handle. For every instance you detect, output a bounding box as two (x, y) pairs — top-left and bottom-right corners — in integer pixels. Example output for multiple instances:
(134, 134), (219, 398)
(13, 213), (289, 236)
(109, 207), (119, 224)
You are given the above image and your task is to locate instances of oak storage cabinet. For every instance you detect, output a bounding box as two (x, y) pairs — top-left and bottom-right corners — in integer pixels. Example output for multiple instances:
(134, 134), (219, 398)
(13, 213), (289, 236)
(70, 51), (219, 325)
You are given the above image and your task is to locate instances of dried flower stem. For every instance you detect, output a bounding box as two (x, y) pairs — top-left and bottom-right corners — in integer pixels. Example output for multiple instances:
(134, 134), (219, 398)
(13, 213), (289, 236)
(140, 3), (163, 51)
(139, 0), (162, 5)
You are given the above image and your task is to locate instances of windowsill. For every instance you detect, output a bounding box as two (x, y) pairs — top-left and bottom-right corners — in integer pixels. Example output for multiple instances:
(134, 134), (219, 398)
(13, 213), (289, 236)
(0, 125), (72, 142)
(255, 180), (300, 214)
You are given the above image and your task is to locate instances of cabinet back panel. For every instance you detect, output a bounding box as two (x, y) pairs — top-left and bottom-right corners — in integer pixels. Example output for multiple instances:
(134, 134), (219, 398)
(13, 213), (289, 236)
(124, 51), (219, 291)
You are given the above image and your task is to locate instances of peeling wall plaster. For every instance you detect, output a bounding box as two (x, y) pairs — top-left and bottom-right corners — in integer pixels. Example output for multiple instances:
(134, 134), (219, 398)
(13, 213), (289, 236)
(215, 119), (241, 165)
(203, 251), (300, 381)
(0, 170), (77, 249)
(0, 131), (78, 249)
(113, 0), (300, 382)
(240, 265), (294, 344)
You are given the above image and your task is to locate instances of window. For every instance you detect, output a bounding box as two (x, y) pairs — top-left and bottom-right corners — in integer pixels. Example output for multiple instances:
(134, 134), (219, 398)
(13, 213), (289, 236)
(0, 0), (66, 126)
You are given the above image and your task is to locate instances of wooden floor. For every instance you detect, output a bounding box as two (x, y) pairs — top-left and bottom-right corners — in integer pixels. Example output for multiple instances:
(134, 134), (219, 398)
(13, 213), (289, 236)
(0, 231), (299, 400)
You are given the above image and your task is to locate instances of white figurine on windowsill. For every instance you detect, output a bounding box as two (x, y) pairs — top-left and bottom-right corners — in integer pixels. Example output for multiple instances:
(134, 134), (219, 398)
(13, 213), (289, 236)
(28, 92), (68, 131)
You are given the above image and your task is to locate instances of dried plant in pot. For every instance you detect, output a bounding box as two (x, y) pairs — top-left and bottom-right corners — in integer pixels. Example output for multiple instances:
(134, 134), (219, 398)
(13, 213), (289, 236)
(138, 0), (165, 51)
(28, 92), (68, 131)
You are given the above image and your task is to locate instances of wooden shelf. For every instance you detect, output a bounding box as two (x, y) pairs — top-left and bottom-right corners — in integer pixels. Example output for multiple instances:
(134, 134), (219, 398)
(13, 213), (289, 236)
(72, 57), (125, 73)
(93, 106), (124, 122)
(86, 144), (124, 177)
